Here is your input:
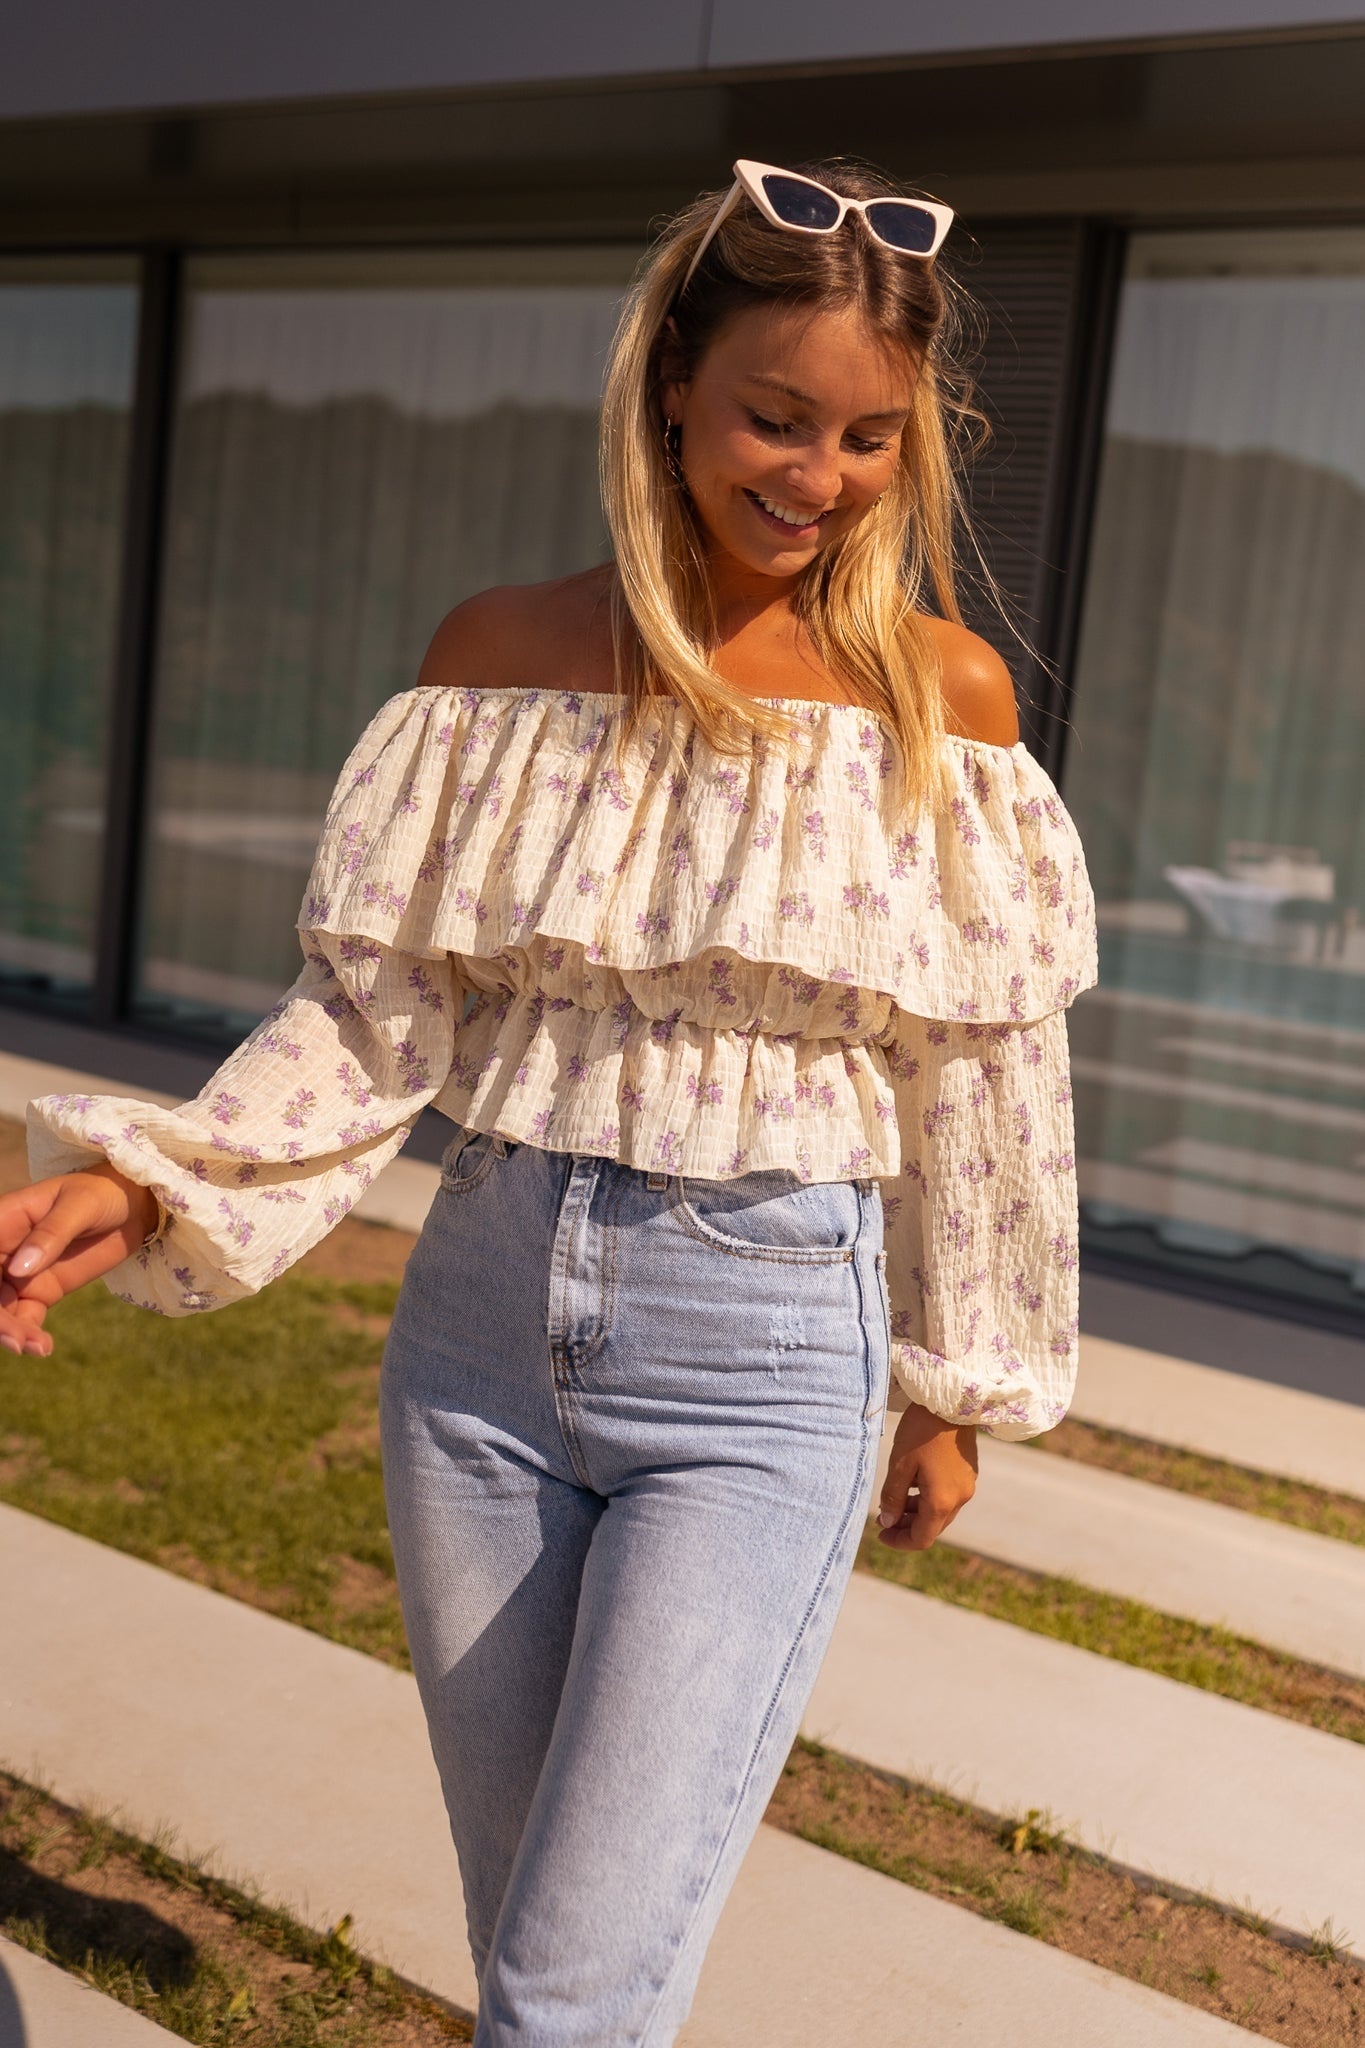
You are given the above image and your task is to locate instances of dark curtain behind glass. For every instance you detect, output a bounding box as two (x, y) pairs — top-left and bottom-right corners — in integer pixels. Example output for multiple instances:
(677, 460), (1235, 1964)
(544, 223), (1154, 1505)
(0, 264), (138, 1006)
(137, 252), (631, 1037)
(1063, 228), (1365, 1311)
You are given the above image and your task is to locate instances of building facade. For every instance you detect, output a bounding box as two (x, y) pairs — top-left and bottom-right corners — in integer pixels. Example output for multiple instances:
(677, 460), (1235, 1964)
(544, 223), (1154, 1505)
(4, 5), (1365, 1344)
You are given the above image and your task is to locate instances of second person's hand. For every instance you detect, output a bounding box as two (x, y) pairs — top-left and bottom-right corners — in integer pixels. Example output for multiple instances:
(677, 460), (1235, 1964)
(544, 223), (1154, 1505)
(0, 1166), (158, 1358)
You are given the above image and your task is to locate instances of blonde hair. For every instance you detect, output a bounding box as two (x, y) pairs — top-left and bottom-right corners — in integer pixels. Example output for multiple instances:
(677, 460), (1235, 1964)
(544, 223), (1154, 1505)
(598, 157), (997, 818)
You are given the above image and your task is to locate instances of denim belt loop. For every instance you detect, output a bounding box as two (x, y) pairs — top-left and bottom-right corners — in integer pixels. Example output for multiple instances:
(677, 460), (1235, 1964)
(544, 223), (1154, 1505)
(646, 1170), (669, 1192)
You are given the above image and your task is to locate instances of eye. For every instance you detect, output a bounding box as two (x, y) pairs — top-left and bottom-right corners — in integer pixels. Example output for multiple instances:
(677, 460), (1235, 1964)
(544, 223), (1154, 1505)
(846, 432), (894, 455)
(746, 410), (789, 436)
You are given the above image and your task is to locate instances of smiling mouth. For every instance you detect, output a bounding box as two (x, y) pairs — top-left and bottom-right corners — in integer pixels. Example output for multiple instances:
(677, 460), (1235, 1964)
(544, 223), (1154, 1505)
(743, 490), (835, 535)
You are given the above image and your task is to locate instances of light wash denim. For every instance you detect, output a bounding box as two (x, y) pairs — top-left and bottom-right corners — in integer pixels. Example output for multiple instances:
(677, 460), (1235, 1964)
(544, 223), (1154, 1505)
(380, 1126), (891, 2046)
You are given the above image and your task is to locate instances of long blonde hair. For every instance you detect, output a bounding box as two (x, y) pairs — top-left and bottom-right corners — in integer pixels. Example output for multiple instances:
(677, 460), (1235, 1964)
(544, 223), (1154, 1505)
(599, 158), (995, 817)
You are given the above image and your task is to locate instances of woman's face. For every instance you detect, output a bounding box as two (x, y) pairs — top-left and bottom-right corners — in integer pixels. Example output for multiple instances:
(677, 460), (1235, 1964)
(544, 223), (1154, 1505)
(661, 300), (918, 584)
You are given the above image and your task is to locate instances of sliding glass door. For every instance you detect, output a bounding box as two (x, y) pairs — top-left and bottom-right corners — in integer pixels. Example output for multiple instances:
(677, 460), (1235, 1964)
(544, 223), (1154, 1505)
(135, 247), (632, 1037)
(0, 259), (139, 1010)
(1064, 227), (1365, 1318)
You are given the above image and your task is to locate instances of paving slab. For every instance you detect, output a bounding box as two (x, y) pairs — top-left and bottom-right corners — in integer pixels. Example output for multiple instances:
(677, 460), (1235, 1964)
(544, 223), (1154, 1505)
(0, 1933), (182, 2047)
(0, 1049), (436, 1236)
(882, 1434), (1365, 1678)
(1072, 1332), (1365, 1499)
(0, 1505), (1257, 2047)
(803, 1569), (1365, 1958)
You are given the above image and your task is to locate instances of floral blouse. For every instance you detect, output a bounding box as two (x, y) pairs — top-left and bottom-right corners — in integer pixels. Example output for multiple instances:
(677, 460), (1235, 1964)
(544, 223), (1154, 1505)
(27, 685), (1098, 1441)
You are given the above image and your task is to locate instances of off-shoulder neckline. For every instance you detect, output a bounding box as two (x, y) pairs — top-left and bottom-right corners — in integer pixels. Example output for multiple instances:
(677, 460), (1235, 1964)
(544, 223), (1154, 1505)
(409, 684), (1028, 757)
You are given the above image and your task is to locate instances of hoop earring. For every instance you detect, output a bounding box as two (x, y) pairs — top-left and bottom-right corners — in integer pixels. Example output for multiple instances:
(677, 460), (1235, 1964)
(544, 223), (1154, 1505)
(661, 415), (686, 486)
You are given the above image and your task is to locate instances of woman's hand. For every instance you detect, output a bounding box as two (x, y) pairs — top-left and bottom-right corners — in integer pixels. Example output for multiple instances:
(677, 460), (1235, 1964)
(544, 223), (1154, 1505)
(0, 1166), (158, 1359)
(876, 1403), (979, 1551)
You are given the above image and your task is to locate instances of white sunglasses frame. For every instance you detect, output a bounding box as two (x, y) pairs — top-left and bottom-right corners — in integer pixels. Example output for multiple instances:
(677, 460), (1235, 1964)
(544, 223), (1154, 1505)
(679, 159), (955, 296)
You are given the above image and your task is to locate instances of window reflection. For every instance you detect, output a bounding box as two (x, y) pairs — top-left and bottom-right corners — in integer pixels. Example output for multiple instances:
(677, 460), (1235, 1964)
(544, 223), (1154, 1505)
(136, 249), (632, 1039)
(0, 259), (138, 1008)
(1065, 227), (1365, 1316)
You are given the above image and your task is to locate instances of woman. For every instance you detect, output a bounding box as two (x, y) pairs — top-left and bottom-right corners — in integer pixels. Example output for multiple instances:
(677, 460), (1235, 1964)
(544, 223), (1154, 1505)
(0, 159), (1097, 2043)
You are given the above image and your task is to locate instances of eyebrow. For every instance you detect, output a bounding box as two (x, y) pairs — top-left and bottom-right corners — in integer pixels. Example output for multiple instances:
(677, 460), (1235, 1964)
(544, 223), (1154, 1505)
(744, 372), (910, 422)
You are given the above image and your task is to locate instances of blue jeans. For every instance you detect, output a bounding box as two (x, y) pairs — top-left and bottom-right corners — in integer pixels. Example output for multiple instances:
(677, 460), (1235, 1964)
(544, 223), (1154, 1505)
(380, 1129), (890, 2046)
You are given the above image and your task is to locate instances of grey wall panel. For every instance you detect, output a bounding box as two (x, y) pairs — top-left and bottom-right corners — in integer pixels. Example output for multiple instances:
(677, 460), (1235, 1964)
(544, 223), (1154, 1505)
(710, 0), (1365, 70)
(0, 0), (708, 122)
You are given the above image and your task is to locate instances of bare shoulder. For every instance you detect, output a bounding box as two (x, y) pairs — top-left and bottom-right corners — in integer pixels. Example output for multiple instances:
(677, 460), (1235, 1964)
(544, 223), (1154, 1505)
(921, 616), (1021, 748)
(416, 566), (617, 695)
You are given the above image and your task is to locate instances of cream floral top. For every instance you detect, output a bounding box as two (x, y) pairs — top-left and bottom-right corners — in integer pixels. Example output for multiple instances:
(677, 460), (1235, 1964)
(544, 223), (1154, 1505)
(28, 685), (1098, 1441)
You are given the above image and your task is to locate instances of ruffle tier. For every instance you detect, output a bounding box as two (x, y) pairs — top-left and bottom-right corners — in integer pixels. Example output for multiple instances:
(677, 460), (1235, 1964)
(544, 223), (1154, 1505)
(298, 686), (1098, 1027)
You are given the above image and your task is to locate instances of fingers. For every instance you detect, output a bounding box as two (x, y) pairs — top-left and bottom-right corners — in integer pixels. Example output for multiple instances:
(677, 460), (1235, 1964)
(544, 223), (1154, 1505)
(876, 1406), (979, 1552)
(3, 1175), (137, 1287)
(0, 1287), (53, 1359)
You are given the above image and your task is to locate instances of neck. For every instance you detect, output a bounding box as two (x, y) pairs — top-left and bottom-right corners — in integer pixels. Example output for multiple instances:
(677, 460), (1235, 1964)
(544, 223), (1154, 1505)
(705, 547), (804, 647)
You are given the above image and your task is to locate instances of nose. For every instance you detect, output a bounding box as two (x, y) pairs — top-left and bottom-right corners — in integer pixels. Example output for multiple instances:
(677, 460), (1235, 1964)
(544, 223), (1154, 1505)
(782, 435), (843, 509)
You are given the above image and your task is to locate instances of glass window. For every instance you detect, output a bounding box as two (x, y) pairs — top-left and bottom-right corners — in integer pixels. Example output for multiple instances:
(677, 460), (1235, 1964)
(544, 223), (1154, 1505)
(0, 258), (139, 1009)
(135, 248), (634, 1040)
(1064, 226), (1365, 1321)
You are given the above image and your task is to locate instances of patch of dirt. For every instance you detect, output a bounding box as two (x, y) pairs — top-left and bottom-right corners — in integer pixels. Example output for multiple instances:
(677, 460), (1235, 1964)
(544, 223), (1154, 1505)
(327, 1554), (401, 1617)
(0, 1769), (472, 2044)
(299, 1217), (417, 1287)
(766, 1741), (1365, 2045)
(1032, 1417), (1365, 1547)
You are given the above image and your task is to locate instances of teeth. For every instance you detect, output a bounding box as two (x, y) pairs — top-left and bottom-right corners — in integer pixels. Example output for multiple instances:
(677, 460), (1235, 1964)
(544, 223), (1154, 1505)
(758, 495), (820, 527)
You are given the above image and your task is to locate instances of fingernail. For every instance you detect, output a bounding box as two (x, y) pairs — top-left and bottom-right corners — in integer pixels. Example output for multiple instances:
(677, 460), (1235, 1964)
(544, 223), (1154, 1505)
(0, 1336), (20, 1357)
(7, 1249), (38, 1279)
(878, 1507), (897, 1528)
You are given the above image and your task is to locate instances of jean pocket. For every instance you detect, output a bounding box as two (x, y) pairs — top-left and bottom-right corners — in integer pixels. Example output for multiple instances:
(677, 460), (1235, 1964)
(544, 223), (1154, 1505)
(672, 1170), (859, 1263)
(439, 1125), (505, 1193)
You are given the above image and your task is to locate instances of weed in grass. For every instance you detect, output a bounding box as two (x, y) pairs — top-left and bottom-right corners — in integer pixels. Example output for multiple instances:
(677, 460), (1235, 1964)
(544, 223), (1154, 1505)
(1308, 1918), (1354, 1963)
(1000, 1807), (1072, 1858)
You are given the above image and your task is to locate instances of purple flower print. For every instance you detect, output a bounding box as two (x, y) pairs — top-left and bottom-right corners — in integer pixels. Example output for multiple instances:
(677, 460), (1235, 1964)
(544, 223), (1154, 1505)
(461, 712), (500, 758)
(351, 762), (377, 788)
(1010, 1272), (1044, 1314)
(777, 964), (822, 1006)
(838, 1145), (873, 1176)
(706, 957), (738, 1008)
(713, 768), (751, 816)
(323, 1194), (355, 1226)
(922, 1099), (953, 1139)
(993, 1195), (1031, 1237)
(845, 759), (875, 812)
(802, 811), (828, 863)
(321, 992), (352, 1023)
(784, 760), (815, 792)
(361, 880), (408, 919)
(621, 1083), (646, 1112)
(960, 914), (1008, 948)
(609, 997), (634, 1050)
(926, 854), (943, 912)
(686, 1075), (723, 1106)
(636, 906), (671, 939)
(217, 1196), (255, 1248)
(959, 1155), (997, 1186)
(843, 882), (890, 918)
(888, 829), (920, 880)
(547, 770), (592, 806)
(282, 1088), (317, 1130)
(949, 790), (982, 839)
(259, 1027), (303, 1061)
(721, 1148), (750, 1176)
(338, 935), (382, 968)
(338, 822), (370, 876)
(649, 1008), (683, 1048)
(417, 838), (458, 883)
(755, 1093), (796, 1121)
(399, 778), (420, 814)
(566, 1054), (589, 1083)
(613, 826), (646, 876)
(752, 808), (781, 851)
(210, 1091), (245, 1127)
(336, 1061), (373, 1108)
(652, 1131), (683, 1171)
(1039, 1150), (1075, 1177)
(884, 1041), (920, 1082)
(302, 891), (331, 925)
(261, 1187), (307, 1205)
(1031, 854), (1064, 908)
(593, 1122), (621, 1151)
(453, 887), (488, 924)
(1013, 1101), (1033, 1146)
(597, 768), (632, 812)
(408, 964), (445, 1012)
(236, 1163), (259, 1185)
(509, 898), (544, 930)
(530, 1108), (555, 1142)
(576, 868), (605, 900)
(395, 1039), (430, 1096)
(669, 830), (693, 878)
(777, 892), (816, 928)
(704, 875), (740, 908)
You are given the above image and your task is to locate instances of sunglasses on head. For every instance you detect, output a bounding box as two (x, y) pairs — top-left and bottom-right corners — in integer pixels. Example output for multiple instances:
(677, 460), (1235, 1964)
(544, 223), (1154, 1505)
(679, 159), (955, 296)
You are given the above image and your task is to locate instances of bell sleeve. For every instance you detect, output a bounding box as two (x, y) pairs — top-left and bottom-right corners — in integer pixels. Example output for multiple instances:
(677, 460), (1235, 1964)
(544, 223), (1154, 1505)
(25, 691), (466, 1316)
(880, 1003), (1083, 1442)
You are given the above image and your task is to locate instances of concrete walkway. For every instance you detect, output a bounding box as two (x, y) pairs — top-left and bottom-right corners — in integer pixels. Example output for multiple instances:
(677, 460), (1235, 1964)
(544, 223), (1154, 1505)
(1072, 1333), (1365, 1499)
(805, 1569), (1365, 1958)
(0, 1504), (1258, 2046)
(0, 1934), (182, 2047)
(924, 1435), (1365, 1678)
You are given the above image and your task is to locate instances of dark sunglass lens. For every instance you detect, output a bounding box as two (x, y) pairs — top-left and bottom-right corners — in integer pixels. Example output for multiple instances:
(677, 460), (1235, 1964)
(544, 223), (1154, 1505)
(864, 200), (939, 254)
(760, 174), (842, 231)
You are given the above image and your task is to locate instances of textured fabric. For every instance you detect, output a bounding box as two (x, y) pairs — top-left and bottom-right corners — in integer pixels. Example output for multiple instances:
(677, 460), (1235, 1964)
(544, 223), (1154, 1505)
(383, 1131), (886, 2041)
(27, 684), (1099, 1439)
